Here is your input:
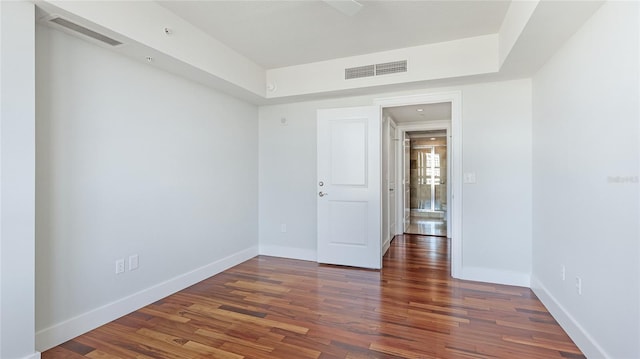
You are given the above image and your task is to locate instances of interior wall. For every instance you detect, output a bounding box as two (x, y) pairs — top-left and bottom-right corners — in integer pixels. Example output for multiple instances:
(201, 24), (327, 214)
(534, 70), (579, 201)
(0, 2), (38, 358)
(461, 80), (532, 285)
(35, 25), (259, 347)
(258, 79), (532, 285)
(531, 2), (639, 358)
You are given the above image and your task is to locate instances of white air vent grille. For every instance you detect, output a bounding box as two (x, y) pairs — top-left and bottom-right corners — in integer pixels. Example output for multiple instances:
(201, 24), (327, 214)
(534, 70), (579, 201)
(49, 17), (122, 46)
(375, 60), (407, 76)
(345, 60), (407, 80)
(345, 65), (375, 79)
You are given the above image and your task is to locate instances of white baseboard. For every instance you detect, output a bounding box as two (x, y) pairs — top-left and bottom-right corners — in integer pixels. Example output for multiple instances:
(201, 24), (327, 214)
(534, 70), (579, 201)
(258, 245), (316, 262)
(35, 246), (259, 352)
(531, 276), (609, 359)
(21, 352), (41, 359)
(460, 266), (531, 287)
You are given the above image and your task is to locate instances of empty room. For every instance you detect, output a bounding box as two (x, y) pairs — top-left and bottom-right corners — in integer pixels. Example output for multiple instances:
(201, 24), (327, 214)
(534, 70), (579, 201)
(1, 1), (638, 358)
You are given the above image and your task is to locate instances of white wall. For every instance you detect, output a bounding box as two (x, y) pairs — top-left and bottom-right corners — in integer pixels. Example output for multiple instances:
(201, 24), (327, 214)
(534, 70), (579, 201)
(35, 25), (259, 349)
(266, 35), (498, 99)
(259, 79), (532, 285)
(531, 2), (639, 358)
(498, 0), (539, 67)
(461, 80), (532, 285)
(1, 2), (39, 359)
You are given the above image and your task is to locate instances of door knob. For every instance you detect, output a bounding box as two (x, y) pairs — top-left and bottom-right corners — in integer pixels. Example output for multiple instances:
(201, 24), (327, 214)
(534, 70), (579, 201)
(319, 191), (328, 197)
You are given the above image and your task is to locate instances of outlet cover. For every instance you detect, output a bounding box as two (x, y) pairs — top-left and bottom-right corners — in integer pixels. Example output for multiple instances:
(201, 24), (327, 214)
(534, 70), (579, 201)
(576, 277), (582, 295)
(129, 254), (139, 271)
(115, 259), (125, 274)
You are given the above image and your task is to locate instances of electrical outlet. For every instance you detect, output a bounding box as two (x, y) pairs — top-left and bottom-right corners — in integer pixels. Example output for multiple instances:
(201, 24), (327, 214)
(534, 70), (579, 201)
(115, 258), (125, 274)
(129, 254), (139, 271)
(561, 265), (566, 281)
(280, 224), (287, 233)
(576, 276), (582, 295)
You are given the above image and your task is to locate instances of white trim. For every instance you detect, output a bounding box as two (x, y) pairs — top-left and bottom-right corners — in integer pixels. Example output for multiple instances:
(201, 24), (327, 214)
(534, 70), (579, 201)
(259, 245), (317, 262)
(374, 91), (462, 279)
(382, 236), (392, 256)
(396, 121), (451, 132)
(461, 267), (530, 287)
(387, 118), (397, 249)
(35, 246), (259, 352)
(637, 4), (640, 355)
(22, 353), (41, 359)
(531, 276), (610, 359)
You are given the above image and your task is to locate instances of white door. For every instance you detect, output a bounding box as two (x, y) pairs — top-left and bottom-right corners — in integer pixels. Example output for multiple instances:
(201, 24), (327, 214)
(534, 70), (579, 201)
(389, 121), (397, 237)
(317, 106), (381, 269)
(381, 118), (389, 250)
(403, 134), (411, 231)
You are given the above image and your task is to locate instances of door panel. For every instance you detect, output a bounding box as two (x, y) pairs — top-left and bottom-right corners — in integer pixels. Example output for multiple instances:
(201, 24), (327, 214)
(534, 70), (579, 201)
(330, 120), (367, 186)
(403, 136), (410, 231)
(329, 201), (367, 245)
(389, 122), (396, 237)
(381, 118), (389, 250)
(318, 106), (381, 269)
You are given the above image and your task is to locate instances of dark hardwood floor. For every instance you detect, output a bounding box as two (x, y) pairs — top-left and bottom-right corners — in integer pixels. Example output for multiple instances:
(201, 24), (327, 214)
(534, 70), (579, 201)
(43, 235), (584, 358)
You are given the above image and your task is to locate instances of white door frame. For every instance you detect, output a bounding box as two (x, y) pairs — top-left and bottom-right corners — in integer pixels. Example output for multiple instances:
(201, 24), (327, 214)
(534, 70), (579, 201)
(397, 120), (451, 235)
(381, 115), (398, 256)
(374, 92), (462, 278)
(388, 118), (397, 244)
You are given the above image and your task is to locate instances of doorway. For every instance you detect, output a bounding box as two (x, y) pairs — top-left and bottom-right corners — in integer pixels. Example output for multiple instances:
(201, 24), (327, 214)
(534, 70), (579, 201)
(377, 91), (462, 278)
(405, 130), (447, 237)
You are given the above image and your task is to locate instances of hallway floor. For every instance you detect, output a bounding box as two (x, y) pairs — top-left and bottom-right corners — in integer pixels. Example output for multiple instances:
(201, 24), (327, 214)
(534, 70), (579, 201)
(405, 215), (447, 236)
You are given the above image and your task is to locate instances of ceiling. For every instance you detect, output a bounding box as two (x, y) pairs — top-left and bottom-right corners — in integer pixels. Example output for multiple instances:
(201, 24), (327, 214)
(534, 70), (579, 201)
(157, 0), (511, 69)
(384, 103), (451, 124)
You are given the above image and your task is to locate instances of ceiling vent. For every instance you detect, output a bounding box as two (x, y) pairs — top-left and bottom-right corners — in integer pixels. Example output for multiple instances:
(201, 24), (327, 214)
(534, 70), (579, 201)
(345, 60), (407, 80)
(49, 17), (122, 46)
(345, 64), (375, 80)
(375, 60), (407, 76)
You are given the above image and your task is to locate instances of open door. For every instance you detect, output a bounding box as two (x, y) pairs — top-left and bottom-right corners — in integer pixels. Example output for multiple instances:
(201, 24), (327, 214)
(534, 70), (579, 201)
(388, 121), (397, 239)
(403, 133), (410, 232)
(317, 106), (381, 269)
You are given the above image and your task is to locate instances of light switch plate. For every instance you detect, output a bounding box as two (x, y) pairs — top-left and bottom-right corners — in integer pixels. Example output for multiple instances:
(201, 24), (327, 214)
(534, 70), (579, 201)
(464, 172), (476, 184)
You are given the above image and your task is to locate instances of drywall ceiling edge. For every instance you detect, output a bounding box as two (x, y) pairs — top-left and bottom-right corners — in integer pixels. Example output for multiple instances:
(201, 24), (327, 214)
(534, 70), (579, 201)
(35, 0), (603, 105)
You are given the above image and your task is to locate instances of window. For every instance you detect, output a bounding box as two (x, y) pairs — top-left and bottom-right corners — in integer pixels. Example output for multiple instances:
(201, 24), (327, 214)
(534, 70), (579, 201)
(417, 147), (440, 186)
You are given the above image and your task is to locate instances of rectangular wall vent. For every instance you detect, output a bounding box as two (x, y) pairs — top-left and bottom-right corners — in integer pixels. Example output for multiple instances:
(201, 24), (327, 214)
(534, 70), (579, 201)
(345, 60), (407, 80)
(375, 60), (407, 76)
(345, 65), (375, 80)
(49, 17), (122, 46)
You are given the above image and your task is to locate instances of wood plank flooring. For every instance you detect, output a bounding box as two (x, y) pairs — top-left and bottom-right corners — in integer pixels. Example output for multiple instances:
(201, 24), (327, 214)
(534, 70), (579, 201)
(42, 235), (584, 359)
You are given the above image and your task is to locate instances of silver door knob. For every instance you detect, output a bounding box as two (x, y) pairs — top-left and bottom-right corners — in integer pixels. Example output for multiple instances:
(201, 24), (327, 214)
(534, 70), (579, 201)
(318, 191), (328, 197)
